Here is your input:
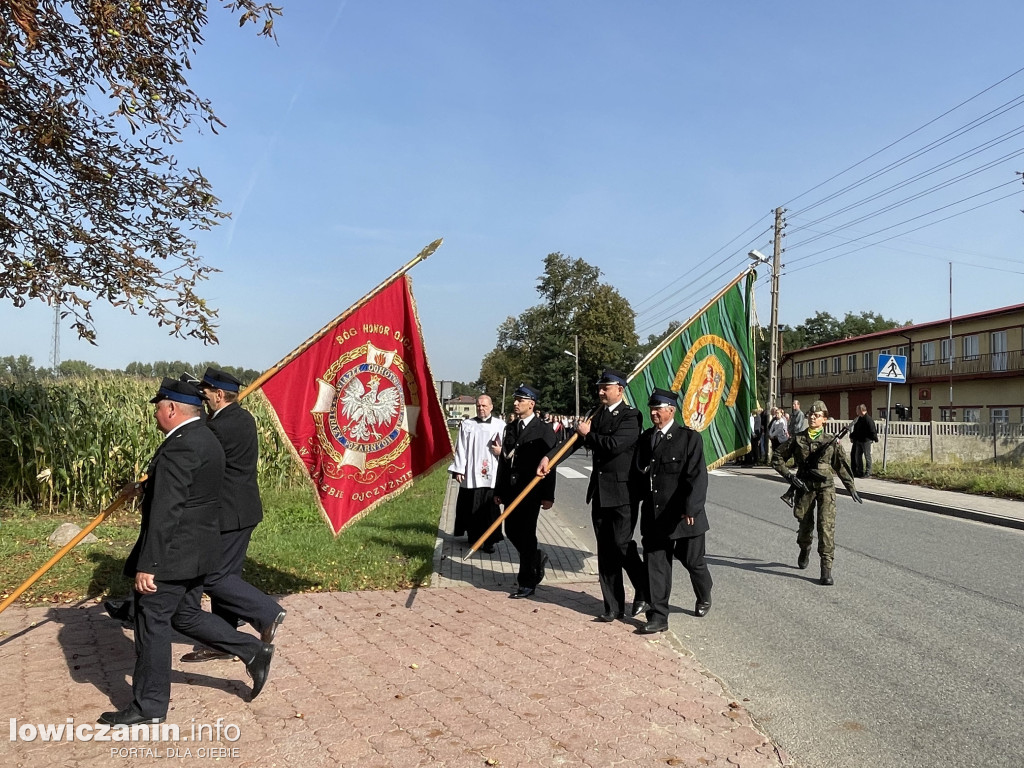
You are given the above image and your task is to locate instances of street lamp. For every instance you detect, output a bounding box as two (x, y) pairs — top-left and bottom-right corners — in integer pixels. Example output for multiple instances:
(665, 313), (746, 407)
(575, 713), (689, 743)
(563, 335), (580, 420)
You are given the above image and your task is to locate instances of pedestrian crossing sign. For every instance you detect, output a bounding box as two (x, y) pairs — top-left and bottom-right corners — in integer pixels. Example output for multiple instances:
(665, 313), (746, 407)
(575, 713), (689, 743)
(876, 354), (907, 383)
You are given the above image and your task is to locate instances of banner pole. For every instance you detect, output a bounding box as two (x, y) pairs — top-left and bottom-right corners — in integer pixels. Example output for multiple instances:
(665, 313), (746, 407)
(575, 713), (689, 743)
(0, 239), (442, 616)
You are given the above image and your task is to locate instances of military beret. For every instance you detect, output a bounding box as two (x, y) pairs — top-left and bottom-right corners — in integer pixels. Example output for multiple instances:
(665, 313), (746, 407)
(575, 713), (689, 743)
(513, 384), (539, 401)
(595, 369), (628, 387)
(648, 387), (679, 408)
(150, 377), (207, 406)
(201, 366), (242, 392)
(810, 400), (829, 415)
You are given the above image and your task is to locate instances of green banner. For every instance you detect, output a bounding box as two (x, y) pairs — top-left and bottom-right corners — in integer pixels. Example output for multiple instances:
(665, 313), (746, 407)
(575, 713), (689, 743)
(627, 271), (757, 469)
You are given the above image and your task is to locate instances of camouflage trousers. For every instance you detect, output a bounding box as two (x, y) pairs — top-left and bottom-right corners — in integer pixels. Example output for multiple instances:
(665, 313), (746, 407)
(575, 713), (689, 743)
(792, 485), (837, 566)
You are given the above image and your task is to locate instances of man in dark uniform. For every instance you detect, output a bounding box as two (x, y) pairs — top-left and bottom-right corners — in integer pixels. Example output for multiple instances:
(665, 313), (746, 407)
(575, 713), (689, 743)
(772, 400), (862, 586)
(494, 385), (557, 599)
(540, 369), (649, 622)
(179, 367), (286, 663)
(849, 403), (879, 477)
(630, 388), (712, 633)
(99, 378), (274, 726)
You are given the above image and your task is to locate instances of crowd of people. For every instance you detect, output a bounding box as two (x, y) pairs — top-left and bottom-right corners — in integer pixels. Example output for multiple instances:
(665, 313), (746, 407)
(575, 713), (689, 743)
(451, 380), (864, 621)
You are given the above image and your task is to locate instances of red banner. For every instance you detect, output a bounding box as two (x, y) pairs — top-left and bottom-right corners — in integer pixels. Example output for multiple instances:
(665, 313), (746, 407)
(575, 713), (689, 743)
(261, 276), (452, 534)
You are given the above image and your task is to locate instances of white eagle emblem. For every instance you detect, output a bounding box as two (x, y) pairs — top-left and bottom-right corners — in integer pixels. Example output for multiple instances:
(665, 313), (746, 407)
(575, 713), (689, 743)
(339, 374), (402, 442)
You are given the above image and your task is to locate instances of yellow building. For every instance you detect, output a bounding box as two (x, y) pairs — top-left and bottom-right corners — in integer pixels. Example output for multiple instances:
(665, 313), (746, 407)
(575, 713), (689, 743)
(780, 303), (1024, 423)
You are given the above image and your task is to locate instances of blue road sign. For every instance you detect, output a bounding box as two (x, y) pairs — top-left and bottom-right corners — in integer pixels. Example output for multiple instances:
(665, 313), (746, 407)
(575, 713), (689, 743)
(876, 354), (907, 383)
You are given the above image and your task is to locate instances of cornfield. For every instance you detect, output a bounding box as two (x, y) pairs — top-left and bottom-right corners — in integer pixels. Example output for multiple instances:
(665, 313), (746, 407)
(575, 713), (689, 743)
(0, 377), (306, 512)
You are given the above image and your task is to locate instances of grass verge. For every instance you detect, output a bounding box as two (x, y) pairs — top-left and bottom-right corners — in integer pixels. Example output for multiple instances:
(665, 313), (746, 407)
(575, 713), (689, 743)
(0, 469), (447, 607)
(874, 459), (1024, 501)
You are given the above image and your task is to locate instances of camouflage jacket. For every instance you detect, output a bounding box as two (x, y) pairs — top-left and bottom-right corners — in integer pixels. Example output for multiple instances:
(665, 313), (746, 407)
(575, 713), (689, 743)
(772, 429), (856, 493)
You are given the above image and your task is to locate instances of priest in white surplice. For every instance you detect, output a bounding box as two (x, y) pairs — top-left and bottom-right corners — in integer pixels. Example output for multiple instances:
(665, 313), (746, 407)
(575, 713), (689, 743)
(449, 394), (506, 552)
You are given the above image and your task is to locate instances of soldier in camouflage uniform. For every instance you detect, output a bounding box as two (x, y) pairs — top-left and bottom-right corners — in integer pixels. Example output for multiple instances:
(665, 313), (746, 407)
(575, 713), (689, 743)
(771, 400), (861, 585)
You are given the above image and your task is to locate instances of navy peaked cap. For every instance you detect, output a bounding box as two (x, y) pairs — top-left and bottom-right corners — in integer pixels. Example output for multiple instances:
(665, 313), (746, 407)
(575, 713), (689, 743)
(595, 369), (628, 387)
(513, 384), (539, 401)
(150, 377), (207, 406)
(648, 387), (679, 407)
(202, 366), (242, 392)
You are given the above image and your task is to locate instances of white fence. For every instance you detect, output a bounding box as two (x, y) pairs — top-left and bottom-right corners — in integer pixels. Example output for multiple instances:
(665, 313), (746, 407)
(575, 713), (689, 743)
(824, 421), (1024, 463)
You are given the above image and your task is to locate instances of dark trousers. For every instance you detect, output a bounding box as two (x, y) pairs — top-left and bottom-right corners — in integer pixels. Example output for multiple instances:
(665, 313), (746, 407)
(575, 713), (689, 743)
(850, 440), (873, 477)
(644, 534), (713, 622)
(457, 487), (504, 549)
(204, 526), (281, 633)
(504, 494), (544, 588)
(132, 577), (263, 718)
(592, 503), (648, 615)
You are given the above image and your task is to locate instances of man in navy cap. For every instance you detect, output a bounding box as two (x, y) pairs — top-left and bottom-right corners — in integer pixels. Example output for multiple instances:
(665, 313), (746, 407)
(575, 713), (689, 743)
(99, 377), (274, 726)
(178, 367), (286, 662)
(539, 369), (649, 622)
(494, 384), (557, 598)
(630, 388), (712, 633)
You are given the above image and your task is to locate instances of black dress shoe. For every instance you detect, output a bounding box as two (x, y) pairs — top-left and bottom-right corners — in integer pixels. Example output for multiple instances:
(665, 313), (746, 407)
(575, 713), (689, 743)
(695, 601), (712, 617)
(181, 648), (235, 662)
(595, 612), (624, 622)
(630, 599), (651, 618)
(509, 587), (535, 599)
(260, 610), (287, 644)
(640, 620), (669, 634)
(98, 708), (165, 726)
(535, 552), (549, 585)
(246, 643), (275, 699)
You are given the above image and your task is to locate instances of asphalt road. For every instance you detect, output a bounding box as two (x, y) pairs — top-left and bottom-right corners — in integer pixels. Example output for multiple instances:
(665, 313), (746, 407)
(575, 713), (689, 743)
(549, 452), (1024, 768)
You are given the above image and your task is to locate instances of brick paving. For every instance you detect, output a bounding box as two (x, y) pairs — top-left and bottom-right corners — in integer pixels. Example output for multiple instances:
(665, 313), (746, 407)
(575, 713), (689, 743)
(0, 478), (790, 768)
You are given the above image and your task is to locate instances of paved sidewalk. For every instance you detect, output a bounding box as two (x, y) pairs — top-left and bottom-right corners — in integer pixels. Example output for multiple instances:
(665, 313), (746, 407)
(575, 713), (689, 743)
(0, 478), (790, 768)
(728, 464), (1024, 530)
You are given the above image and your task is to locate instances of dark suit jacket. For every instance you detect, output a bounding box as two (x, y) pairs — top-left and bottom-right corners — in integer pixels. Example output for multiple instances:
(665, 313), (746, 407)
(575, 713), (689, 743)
(125, 419), (226, 581)
(495, 417), (557, 503)
(207, 402), (264, 531)
(559, 402), (642, 507)
(630, 422), (709, 541)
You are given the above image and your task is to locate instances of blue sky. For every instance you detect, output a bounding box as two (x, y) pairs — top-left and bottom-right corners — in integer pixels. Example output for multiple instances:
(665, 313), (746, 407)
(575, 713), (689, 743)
(5, 1), (1024, 383)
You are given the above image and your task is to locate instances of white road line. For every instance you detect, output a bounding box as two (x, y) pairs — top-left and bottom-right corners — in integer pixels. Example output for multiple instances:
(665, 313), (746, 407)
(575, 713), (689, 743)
(557, 467), (588, 479)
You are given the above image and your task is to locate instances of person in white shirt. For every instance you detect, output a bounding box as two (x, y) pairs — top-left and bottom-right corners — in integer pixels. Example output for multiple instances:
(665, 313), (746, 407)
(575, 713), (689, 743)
(449, 394), (506, 553)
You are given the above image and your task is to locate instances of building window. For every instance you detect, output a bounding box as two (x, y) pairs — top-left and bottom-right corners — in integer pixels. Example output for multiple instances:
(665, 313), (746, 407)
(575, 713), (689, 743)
(863, 351), (874, 370)
(963, 408), (980, 423)
(941, 338), (954, 362)
(818, 359), (827, 376)
(795, 362), (804, 379)
(963, 335), (979, 360)
(921, 341), (936, 365)
(897, 345), (908, 357)
(939, 408), (955, 422)
(991, 331), (1008, 372)
(847, 354), (857, 372)
(991, 408), (1010, 424)
(880, 348), (891, 356)
(832, 356), (841, 375)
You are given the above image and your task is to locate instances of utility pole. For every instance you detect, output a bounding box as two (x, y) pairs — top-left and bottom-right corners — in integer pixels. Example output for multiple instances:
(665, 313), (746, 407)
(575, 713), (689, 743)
(768, 207), (785, 414)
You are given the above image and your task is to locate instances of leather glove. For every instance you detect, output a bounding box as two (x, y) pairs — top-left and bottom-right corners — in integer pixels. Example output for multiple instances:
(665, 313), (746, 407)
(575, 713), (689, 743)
(850, 489), (863, 504)
(788, 474), (808, 492)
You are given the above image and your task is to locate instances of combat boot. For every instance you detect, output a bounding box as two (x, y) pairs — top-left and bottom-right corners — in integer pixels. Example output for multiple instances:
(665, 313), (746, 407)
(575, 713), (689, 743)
(819, 561), (834, 586)
(797, 547), (810, 569)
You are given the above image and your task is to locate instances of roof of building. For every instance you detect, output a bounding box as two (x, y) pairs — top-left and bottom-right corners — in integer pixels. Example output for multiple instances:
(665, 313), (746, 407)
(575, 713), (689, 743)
(785, 302), (1024, 357)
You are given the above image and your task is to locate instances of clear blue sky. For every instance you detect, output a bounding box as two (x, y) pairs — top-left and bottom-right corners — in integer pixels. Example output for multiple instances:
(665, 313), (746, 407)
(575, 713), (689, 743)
(5, 1), (1024, 383)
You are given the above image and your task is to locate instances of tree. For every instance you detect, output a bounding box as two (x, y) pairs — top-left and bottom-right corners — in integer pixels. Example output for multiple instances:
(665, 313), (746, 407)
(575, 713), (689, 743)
(478, 253), (638, 415)
(0, 1), (281, 344)
(756, 310), (907, 403)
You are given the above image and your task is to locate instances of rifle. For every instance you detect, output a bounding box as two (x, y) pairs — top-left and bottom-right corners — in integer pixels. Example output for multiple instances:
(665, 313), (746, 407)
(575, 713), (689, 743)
(780, 426), (851, 508)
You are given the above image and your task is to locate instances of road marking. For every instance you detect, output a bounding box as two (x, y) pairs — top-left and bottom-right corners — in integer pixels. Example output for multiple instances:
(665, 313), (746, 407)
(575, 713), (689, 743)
(557, 467), (588, 479)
